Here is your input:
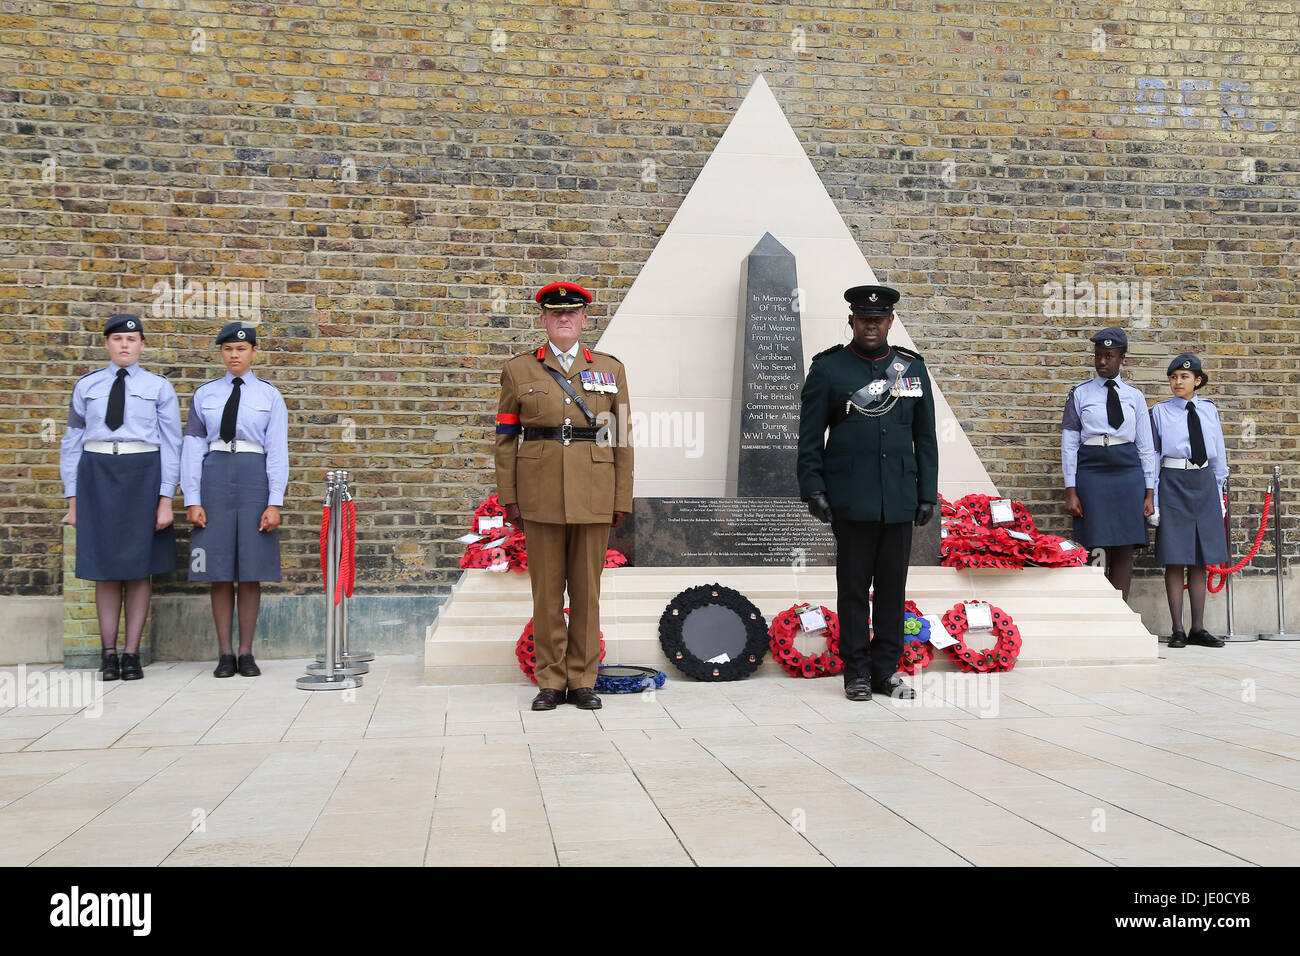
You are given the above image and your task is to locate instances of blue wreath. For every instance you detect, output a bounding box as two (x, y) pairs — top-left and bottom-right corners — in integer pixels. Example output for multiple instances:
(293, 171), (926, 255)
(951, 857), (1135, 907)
(903, 611), (931, 644)
(595, 667), (667, 694)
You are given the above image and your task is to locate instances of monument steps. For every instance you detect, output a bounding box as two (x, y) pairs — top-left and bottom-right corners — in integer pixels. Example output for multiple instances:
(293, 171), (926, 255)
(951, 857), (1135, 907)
(424, 566), (1157, 684)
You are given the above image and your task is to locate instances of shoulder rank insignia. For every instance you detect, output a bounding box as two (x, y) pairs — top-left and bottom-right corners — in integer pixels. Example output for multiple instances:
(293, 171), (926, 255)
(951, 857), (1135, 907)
(811, 344), (844, 362)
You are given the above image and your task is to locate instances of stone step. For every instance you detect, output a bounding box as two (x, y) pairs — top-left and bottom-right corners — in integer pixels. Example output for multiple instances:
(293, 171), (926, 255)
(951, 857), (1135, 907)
(425, 565), (1157, 683)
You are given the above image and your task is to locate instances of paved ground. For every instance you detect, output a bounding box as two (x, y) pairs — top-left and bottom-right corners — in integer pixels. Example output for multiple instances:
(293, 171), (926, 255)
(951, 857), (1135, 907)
(1, 645), (1299, 866)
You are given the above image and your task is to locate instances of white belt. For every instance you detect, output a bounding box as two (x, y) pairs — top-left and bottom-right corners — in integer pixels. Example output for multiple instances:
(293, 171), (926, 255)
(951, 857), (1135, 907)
(209, 439), (265, 454)
(1162, 457), (1207, 470)
(1082, 435), (1131, 447)
(84, 440), (159, 455)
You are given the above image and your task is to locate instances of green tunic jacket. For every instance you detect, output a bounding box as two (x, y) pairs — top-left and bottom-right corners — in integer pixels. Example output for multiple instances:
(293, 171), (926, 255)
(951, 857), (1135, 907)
(796, 342), (939, 523)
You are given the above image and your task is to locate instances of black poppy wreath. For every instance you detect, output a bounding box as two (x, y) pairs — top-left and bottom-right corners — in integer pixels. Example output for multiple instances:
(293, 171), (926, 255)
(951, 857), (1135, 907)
(658, 584), (769, 681)
(516, 610), (606, 684)
(939, 602), (1022, 673)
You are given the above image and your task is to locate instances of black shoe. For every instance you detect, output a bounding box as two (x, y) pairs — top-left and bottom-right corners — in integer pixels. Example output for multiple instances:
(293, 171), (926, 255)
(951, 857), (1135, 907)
(120, 653), (143, 681)
(237, 654), (261, 677)
(1167, 629), (1187, 648)
(568, 687), (602, 710)
(844, 678), (872, 701)
(871, 675), (916, 700)
(213, 654), (237, 678)
(100, 650), (120, 682)
(1187, 628), (1226, 648)
(531, 688), (565, 711)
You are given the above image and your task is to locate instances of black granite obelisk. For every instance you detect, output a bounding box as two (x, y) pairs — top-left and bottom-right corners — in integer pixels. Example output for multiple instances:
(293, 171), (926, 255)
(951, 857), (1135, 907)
(729, 233), (804, 497)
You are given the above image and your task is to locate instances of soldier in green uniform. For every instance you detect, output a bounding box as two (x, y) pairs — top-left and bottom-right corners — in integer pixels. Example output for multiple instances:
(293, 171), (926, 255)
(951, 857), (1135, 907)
(797, 285), (939, 701)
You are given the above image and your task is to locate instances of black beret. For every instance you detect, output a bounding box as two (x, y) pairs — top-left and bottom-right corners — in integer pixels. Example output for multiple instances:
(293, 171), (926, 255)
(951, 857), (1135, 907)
(1167, 353), (1208, 386)
(844, 285), (900, 316)
(216, 322), (257, 345)
(104, 313), (143, 337)
(1090, 327), (1127, 349)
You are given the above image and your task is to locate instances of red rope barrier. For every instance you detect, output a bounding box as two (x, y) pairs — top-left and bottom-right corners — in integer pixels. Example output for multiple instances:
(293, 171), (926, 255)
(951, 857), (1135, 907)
(319, 504), (331, 594)
(1206, 491), (1272, 593)
(344, 499), (357, 598)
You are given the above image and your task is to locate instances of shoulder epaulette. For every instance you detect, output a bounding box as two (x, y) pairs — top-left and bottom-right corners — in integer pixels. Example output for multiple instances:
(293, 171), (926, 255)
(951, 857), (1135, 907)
(894, 345), (923, 362)
(811, 344), (844, 362)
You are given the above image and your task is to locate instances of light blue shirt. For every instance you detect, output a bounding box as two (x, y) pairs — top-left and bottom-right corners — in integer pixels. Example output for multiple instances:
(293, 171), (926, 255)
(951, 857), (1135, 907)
(1151, 396), (1228, 509)
(550, 340), (579, 370)
(181, 371), (289, 508)
(60, 363), (181, 498)
(1060, 374), (1157, 489)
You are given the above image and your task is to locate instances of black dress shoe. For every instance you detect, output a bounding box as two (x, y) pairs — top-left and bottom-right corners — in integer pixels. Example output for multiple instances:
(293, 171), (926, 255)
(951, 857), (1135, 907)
(1167, 629), (1187, 648)
(1187, 628), (1225, 648)
(237, 654), (261, 677)
(531, 688), (566, 711)
(213, 654), (237, 678)
(871, 675), (916, 699)
(844, 678), (872, 701)
(100, 650), (120, 682)
(569, 687), (602, 710)
(120, 653), (143, 681)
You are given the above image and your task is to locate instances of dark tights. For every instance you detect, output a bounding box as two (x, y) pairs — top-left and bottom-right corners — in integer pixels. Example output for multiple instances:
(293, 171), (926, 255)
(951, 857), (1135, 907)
(1103, 545), (1135, 601)
(1164, 565), (1207, 634)
(210, 582), (261, 655)
(95, 579), (151, 654)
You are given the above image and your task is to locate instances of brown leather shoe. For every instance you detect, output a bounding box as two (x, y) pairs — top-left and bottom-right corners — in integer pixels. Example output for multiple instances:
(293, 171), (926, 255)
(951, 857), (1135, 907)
(531, 688), (566, 711)
(568, 687), (602, 710)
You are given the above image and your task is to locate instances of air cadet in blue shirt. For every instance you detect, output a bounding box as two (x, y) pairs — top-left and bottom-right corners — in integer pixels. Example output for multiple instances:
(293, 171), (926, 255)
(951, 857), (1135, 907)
(59, 314), (181, 682)
(1060, 327), (1157, 601)
(1150, 353), (1229, 648)
(181, 322), (289, 678)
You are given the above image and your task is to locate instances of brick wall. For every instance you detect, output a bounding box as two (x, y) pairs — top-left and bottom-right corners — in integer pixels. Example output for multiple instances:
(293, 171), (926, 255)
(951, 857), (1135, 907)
(3, 1), (1297, 602)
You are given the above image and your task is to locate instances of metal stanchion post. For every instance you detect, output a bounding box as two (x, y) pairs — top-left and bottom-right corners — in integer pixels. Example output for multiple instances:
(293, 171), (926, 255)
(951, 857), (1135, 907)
(298, 472), (361, 690)
(1259, 466), (1299, 640)
(1221, 475), (1258, 643)
(310, 470), (371, 674)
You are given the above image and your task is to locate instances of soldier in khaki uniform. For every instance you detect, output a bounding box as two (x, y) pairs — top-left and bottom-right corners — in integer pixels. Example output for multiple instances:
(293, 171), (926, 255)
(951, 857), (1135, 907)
(495, 282), (634, 711)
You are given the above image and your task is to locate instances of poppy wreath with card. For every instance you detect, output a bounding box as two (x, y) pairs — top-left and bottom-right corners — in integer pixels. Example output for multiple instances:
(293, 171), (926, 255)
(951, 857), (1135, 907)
(472, 493), (509, 534)
(898, 604), (935, 675)
(768, 604), (844, 678)
(940, 602), (1022, 674)
(658, 585), (769, 681)
(516, 610), (606, 684)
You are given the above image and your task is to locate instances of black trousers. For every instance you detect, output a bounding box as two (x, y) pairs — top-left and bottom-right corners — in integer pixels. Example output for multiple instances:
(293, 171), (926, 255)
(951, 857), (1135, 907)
(832, 519), (913, 685)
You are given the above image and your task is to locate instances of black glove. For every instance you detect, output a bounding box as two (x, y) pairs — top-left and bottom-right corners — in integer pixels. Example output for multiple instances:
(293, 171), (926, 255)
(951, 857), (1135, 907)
(914, 502), (934, 527)
(806, 493), (832, 524)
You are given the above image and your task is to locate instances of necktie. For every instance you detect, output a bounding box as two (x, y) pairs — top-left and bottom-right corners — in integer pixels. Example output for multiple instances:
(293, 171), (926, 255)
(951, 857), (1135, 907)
(561, 352), (572, 373)
(1186, 400), (1207, 466)
(105, 368), (127, 431)
(1104, 379), (1123, 430)
(220, 377), (243, 443)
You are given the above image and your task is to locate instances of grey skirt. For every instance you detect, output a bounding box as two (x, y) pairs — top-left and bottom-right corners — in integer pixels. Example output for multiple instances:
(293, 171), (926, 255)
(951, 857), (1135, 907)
(189, 451), (282, 582)
(1155, 465), (1229, 566)
(1073, 443), (1149, 549)
(75, 450), (176, 581)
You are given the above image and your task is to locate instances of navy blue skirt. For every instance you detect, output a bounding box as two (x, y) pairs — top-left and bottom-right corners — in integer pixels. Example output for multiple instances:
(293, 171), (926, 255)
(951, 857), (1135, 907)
(75, 450), (176, 581)
(1073, 443), (1149, 549)
(1155, 466), (1229, 566)
(189, 451), (281, 582)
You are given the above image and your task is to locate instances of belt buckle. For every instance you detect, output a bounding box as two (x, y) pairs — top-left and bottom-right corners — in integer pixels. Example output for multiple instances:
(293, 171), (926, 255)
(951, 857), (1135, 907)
(560, 423), (573, 446)
(230, 440), (239, 453)
(1102, 435), (1112, 447)
(112, 440), (120, 455)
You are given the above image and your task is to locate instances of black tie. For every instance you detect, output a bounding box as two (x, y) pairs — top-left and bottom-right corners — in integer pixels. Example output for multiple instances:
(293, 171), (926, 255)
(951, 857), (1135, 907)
(1104, 379), (1123, 430)
(106, 368), (127, 431)
(1186, 400), (1207, 466)
(220, 377), (243, 443)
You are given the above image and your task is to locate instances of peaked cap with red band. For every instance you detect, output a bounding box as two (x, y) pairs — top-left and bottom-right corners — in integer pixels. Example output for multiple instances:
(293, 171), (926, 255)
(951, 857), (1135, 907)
(535, 281), (592, 311)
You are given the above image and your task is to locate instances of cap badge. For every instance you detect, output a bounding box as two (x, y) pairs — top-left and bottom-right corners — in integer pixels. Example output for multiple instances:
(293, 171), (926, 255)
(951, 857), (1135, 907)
(1102, 339), (1112, 347)
(869, 292), (878, 301)
(126, 320), (135, 329)
(1182, 360), (1191, 368)
(237, 330), (246, 340)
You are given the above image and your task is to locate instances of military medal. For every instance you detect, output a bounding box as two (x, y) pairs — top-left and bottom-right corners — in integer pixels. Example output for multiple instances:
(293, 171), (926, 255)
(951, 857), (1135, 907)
(580, 371), (598, 391)
(867, 380), (888, 397)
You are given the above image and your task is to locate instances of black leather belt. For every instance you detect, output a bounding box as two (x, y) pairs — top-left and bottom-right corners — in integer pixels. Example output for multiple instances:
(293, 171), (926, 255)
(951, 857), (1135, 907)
(522, 425), (602, 444)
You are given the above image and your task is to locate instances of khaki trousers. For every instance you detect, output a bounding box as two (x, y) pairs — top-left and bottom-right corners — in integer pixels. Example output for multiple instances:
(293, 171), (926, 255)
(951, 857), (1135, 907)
(524, 520), (609, 691)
